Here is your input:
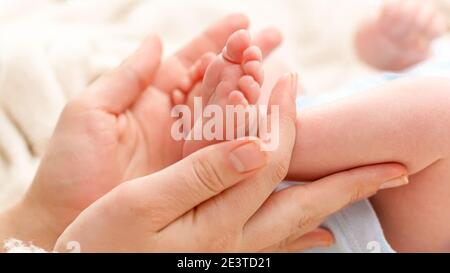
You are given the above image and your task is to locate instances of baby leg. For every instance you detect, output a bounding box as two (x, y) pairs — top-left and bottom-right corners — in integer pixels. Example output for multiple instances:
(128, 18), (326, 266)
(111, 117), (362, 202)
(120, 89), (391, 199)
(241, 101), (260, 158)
(289, 77), (450, 252)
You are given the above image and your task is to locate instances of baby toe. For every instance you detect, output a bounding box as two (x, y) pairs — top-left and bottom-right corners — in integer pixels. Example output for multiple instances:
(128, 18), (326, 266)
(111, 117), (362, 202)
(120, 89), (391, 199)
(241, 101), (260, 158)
(214, 81), (235, 104)
(415, 4), (434, 34)
(239, 75), (261, 104)
(223, 29), (251, 64)
(429, 14), (448, 38)
(243, 60), (264, 86)
(228, 90), (249, 106)
(172, 89), (186, 105)
(243, 46), (263, 63)
(381, 0), (401, 23)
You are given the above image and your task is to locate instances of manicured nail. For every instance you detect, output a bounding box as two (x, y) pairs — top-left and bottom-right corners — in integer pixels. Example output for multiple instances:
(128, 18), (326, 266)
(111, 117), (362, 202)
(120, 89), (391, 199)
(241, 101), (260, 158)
(313, 236), (334, 248)
(309, 229), (334, 248)
(229, 141), (267, 173)
(380, 176), (409, 190)
(318, 238), (334, 248)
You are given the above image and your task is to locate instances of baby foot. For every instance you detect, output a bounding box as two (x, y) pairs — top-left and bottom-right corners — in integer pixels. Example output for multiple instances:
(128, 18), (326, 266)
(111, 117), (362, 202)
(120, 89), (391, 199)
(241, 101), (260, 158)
(377, 0), (447, 62)
(171, 52), (216, 106)
(182, 29), (264, 156)
(379, 0), (447, 44)
(356, 0), (448, 71)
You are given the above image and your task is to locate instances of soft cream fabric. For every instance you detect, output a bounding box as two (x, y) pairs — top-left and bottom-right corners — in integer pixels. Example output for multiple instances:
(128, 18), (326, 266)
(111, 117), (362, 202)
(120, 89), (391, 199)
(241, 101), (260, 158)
(3, 239), (48, 253)
(0, 0), (449, 210)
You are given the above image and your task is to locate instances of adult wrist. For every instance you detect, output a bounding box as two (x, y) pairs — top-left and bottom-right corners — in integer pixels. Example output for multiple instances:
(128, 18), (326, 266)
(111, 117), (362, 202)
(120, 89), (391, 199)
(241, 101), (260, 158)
(0, 197), (61, 252)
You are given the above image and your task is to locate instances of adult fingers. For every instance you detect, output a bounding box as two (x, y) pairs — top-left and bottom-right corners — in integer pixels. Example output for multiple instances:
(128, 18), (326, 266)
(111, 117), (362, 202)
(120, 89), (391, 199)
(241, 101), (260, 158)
(176, 13), (249, 66)
(242, 163), (408, 250)
(154, 14), (249, 93)
(119, 138), (267, 231)
(81, 35), (162, 114)
(253, 27), (283, 58)
(201, 73), (298, 229)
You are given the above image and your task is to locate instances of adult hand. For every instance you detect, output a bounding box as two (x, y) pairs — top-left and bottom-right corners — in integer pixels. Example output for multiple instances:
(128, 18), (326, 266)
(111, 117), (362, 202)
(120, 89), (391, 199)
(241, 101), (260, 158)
(5, 14), (281, 250)
(54, 74), (407, 252)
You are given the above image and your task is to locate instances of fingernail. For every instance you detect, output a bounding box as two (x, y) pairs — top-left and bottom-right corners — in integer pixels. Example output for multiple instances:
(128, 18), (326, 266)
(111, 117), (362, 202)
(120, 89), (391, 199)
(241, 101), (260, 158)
(229, 141), (267, 173)
(380, 176), (409, 190)
(314, 236), (334, 248)
(318, 239), (334, 248)
(310, 229), (334, 247)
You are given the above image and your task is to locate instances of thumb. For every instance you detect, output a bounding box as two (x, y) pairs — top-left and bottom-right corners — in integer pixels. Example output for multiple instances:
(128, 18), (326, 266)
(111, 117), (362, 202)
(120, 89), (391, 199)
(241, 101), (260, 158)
(206, 73), (300, 228)
(120, 138), (268, 231)
(81, 35), (162, 114)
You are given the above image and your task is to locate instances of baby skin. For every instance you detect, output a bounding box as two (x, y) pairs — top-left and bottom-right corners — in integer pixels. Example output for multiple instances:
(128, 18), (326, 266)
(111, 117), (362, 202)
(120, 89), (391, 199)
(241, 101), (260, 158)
(356, 0), (447, 71)
(183, 29), (265, 156)
(289, 78), (450, 252)
(182, 28), (450, 252)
